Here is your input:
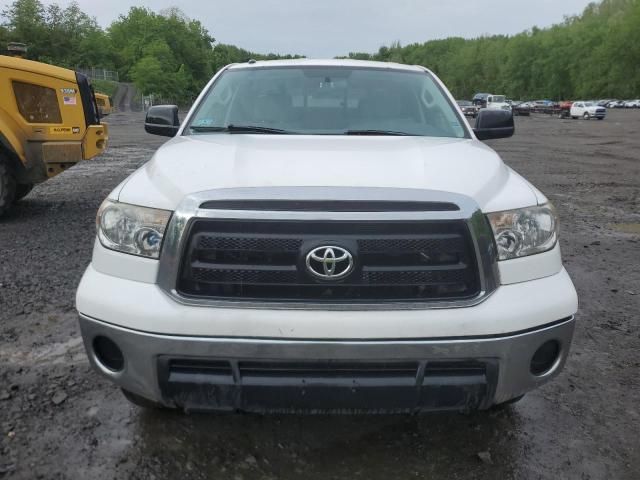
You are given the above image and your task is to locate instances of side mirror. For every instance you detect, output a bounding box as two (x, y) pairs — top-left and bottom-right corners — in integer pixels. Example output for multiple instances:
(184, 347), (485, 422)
(145, 105), (180, 137)
(473, 109), (514, 141)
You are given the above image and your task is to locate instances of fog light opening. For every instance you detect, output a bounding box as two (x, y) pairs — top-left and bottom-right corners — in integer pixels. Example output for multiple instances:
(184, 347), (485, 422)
(93, 336), (124, 372)
(530, 340), (561, 376)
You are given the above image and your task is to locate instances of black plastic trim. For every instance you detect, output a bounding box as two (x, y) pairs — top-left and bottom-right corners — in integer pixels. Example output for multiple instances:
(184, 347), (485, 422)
(75, 72), (100, 127)
(199, 200), (460, 212)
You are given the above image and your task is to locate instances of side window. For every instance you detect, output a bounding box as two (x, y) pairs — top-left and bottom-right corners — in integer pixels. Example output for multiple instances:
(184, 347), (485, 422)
(12, 81), (63, 124)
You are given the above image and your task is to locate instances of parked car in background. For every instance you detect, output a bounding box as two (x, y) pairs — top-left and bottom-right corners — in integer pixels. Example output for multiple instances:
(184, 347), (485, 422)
(511, 101), (531, 116)
(557, 101), (574, 119)
(472, 92), (490, 108)
(529, 100), (558, 114)
(606, 100), (624, 108)
(623, 99), (640, 108)
(570, 101), (606, 120)
(456, 100), (479, 117)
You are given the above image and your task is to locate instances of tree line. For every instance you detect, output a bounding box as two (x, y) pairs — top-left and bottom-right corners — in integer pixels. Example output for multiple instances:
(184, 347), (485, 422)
(345, 0), (640, 100)
(0, 0), (301, 104)
(1, 0), (639, 103)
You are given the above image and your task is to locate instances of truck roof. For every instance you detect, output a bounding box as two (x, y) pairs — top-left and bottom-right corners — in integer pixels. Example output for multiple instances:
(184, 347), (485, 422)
(227, 58), (428, 73)
(0, 55), (77, 83)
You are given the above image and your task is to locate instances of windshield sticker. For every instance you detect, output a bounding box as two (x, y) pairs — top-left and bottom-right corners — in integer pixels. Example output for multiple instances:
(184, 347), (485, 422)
(193, 118), (215, 126)
(63, 95), (77, 105)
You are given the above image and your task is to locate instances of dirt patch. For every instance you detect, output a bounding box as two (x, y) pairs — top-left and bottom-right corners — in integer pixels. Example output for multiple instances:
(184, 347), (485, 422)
(610, 223), (640, 234)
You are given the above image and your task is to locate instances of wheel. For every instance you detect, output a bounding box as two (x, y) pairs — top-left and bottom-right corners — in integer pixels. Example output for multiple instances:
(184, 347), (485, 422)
(0, 156), (17, 217)
(121, 388), (169, 409)
(583, 112), (590, 120)
(491, 394), (525, 410)
(14, 183), (33, 202)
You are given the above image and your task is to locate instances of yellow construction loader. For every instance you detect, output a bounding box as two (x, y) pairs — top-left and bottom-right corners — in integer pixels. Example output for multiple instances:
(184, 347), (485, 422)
(0, 55), (108, 216)
(95, 92), (113, 116)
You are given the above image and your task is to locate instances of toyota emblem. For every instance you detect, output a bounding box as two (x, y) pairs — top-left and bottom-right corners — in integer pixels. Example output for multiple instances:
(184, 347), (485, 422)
(305, 246), (354, 280)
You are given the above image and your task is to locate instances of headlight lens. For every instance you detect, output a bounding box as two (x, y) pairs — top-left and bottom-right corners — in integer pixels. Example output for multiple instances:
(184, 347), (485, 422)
(487, 203), (558, 260)
(97, 199), (172, 258)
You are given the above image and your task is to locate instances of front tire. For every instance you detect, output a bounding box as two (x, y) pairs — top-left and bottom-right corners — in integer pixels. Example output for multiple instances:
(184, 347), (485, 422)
(583, 112), (590, 120)
(0, 157), (17, 217)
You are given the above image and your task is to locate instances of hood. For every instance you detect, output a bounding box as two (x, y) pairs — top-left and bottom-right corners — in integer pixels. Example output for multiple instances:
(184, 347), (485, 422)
(117, 134), (538, 212)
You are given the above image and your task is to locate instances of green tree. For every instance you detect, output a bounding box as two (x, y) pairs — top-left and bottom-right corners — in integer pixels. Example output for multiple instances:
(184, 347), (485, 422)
(1, 0), (47, 58)
(2, 0), (638, 102)
(130, 55), (165, 96)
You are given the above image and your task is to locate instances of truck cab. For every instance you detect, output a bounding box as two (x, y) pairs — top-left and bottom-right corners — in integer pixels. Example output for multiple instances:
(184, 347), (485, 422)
(0, 55), (109, 215)
(486, 94), (511, 111)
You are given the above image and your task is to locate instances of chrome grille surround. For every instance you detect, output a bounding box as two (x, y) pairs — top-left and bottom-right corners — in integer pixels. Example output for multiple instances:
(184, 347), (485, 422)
(157, 187), (500, 310)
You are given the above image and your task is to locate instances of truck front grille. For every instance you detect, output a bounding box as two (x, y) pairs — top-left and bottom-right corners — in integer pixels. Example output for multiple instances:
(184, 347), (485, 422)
(176, 219), (481, 303)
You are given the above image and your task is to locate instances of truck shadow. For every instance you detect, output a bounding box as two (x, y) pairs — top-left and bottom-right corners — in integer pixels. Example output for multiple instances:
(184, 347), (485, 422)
(128, 407), (524, 479)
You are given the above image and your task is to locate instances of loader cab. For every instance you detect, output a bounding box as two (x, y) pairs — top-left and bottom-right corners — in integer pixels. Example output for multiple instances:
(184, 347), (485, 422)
(0, 55), (108, 216)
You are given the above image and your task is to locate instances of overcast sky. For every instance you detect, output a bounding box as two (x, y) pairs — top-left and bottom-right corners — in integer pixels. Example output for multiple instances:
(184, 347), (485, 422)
(28, 0), (594, 58)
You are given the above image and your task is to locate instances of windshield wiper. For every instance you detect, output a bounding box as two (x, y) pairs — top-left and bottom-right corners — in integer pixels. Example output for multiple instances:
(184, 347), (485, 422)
(344, 129), (412, 136)
(190, 124), (294, 134)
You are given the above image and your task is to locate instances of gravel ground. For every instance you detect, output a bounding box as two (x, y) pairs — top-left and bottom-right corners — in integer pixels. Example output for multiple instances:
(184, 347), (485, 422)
(0, 110), (639, 479)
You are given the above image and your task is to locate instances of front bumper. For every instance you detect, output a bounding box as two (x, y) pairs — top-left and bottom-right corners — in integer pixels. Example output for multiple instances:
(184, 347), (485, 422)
(79, 314), (575, 413)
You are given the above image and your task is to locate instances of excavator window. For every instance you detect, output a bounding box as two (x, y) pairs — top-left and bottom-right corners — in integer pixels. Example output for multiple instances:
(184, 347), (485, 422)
(12, 81), (63, 124)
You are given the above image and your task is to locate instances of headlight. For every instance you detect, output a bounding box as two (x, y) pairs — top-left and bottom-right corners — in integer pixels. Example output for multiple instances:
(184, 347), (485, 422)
(487, 203), (558, 260)
(97, 199), (172, 258)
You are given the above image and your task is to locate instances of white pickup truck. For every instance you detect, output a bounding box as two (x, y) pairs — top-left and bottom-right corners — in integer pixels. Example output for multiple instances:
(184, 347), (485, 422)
(570, 101), (607, 120)
(485, 94), (512, 112)
(76, 59), (578, 413)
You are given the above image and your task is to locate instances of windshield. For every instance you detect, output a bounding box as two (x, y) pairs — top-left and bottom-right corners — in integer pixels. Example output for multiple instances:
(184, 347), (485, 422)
(491, 95), (506, 103)
(584, 102), (594, 107)
(187, 67), (467, 138)
(457, 100), (472, 106)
